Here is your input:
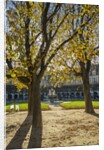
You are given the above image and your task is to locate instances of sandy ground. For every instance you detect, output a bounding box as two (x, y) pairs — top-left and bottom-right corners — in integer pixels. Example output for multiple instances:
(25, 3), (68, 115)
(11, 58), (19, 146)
(6, 105), (99, 149)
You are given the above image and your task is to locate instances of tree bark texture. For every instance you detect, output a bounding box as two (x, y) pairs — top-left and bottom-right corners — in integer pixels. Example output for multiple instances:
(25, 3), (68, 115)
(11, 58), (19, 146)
(28, 75), (42, 148)
(82, 73), (95, 114)
(28, 82), (33, 116)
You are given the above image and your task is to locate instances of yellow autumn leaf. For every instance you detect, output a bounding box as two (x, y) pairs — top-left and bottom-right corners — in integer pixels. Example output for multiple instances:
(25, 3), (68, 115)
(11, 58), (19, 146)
(11, 73), (16, 78)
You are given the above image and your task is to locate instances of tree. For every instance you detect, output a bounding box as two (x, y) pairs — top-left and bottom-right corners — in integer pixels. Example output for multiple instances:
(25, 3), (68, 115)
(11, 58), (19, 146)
(6, 2), (98, 147)
(49, 4), (99, 113)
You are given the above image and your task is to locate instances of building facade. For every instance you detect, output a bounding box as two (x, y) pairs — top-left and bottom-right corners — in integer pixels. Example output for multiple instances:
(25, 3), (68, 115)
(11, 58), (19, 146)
(6, 64), (99, 103)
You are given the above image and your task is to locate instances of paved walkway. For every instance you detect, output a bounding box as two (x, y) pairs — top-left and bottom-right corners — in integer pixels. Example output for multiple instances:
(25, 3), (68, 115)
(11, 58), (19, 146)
(49, 104), (62, 111)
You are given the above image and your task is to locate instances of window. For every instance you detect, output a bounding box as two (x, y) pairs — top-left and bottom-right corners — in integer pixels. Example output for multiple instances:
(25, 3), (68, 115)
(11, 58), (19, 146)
(8, 94), (12, 99)
(93, 77), (97, 83)
(19, 94), (23, 99)
(14, 94), (18, 99)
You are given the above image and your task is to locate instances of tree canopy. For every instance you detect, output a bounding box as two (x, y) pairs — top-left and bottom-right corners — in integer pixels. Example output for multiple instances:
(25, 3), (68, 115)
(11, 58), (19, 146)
(47, 4), (99, 87)
(6, 2), (98, 90)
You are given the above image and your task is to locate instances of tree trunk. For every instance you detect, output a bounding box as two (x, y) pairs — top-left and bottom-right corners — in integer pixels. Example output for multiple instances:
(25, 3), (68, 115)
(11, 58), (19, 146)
(82, 73), (95, 114)
(28, 82), (33, 116)
(28, 75), (42, 148)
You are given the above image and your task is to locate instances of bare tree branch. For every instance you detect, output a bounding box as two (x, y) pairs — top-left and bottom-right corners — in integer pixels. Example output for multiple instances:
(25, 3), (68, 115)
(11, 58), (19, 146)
(6, 58), (13, 70)
(47, 4), (61, 21)
(30, 31), (42, 46)
(41, 3), (50, 42)
(51, 12), (69, 39)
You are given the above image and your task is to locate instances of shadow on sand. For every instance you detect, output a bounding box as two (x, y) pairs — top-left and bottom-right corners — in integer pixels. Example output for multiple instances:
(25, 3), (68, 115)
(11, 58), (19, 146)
(6, 115), (32, 149)
(6, 116), (42, 149)
(90, 112), (99, 118)
(6, 114), (42, 149)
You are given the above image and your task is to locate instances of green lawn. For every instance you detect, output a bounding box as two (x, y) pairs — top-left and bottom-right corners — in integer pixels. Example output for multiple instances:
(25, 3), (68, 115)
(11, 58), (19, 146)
(6, 103), (50, 111)
(60, 101), (99, 109)
(5, 100), (99, 111)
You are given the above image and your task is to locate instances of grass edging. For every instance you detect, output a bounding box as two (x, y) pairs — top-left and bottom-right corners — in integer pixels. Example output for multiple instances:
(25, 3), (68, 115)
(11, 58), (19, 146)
(5, 103), (51, 112)
(60, 101), (99, 109)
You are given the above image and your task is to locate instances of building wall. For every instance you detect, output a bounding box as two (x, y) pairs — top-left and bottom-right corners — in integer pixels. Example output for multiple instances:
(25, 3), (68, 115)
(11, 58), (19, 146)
(6, 64), (99, 103)
(40, 64), (99, 101)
